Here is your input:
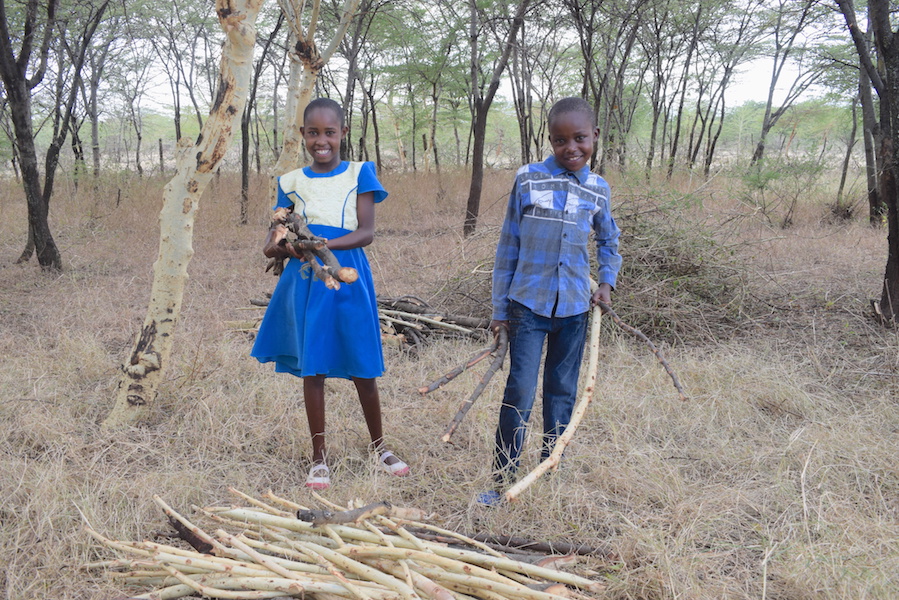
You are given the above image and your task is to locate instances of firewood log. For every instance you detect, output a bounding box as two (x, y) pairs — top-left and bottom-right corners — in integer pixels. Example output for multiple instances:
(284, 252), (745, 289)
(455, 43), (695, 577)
(265, 207), (359, 289)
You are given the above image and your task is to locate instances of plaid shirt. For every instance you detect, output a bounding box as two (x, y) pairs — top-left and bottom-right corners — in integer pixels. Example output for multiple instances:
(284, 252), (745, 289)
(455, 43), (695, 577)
(492, 156), (622, 320)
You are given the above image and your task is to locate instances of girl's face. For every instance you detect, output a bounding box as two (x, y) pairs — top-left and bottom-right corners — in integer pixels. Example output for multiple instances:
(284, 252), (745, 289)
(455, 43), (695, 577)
(301, 106), (347, 172)
(548, 111), (598, 173)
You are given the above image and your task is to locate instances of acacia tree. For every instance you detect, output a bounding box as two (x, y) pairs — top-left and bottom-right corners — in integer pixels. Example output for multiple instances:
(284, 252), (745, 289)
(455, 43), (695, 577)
(463, 0), (532, 236)
(750, 0), (832, 165)
(566, 0), (646, 174)
(509, 8), (569, 165)
(836, 0), (899, 323)
(271, 0), (361, 180)
(695, 0), (765, 178)
(103, 0), (263, 427)
(0, 0), (61, 270)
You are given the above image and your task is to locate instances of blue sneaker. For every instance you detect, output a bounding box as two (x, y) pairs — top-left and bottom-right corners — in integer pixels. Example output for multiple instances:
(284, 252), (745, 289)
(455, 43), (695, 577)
(475, 490), (503, 507)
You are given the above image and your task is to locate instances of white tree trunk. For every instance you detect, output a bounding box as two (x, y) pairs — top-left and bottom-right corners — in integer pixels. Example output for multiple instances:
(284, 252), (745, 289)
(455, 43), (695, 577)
(272, 0), (363, 179)
(103, 0), (262, 428)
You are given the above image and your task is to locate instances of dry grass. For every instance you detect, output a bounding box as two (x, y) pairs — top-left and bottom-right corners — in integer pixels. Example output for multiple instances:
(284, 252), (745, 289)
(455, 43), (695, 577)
(1, 167), (898, 599)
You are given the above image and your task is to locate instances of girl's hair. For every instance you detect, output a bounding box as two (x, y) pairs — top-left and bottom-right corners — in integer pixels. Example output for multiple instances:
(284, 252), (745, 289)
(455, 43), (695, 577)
(304, 98), (345, 127)
(548, 97), (595, 128)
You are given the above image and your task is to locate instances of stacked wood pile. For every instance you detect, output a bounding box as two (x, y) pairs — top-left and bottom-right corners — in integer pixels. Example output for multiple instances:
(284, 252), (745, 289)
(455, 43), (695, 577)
(84, 489), (608, 599)
(227, 295), (490, 351)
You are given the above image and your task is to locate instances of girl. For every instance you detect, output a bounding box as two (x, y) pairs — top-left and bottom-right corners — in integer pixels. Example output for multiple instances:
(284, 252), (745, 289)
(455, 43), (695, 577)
(251, 97), (409, 490)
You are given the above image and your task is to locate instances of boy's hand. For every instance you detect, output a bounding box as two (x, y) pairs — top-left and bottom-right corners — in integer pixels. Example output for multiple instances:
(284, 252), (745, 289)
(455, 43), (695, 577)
(591, 283), (613, 312)
(490, 319), (508, 334)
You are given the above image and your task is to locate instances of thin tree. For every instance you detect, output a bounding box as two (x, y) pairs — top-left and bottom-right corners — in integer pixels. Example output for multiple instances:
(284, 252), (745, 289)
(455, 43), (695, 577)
(463, 0), (532, 237)
(241, 10), (284, 225)
(749, 0), (831, 165)
(0, 0), (61, 270)
(103, 0), (263, 427)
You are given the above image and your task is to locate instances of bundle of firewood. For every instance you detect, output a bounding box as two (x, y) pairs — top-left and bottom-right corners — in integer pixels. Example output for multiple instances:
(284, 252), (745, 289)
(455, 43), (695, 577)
(84, 489), (606, 599)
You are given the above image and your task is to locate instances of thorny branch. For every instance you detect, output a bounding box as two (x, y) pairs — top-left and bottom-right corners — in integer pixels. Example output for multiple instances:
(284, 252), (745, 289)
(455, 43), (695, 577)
(441, 327), (508, 444)
(595, 300), (687, 401)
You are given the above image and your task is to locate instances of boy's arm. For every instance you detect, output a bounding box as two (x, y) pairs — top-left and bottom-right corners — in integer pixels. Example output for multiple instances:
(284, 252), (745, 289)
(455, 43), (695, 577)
(492, 180), (523, 321)
(593, 186), (622, 291)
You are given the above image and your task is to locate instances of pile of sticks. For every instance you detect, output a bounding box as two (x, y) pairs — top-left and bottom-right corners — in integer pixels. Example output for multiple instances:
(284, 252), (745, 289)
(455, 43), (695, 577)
(84, 489), (607, 599)
(376, 296), (489, 350)
(228, 295), (490, 351)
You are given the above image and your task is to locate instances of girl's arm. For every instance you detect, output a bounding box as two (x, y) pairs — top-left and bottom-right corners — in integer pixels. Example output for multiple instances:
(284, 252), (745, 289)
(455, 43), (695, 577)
(325, 191), (375, 250)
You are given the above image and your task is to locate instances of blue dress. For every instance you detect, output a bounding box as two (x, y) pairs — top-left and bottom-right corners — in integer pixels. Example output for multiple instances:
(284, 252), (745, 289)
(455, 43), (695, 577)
(251, 161), (387, 380)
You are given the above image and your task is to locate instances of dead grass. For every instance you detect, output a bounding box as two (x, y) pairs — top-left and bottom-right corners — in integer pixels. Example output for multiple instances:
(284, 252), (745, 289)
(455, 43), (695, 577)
(0, 167), (898, 599)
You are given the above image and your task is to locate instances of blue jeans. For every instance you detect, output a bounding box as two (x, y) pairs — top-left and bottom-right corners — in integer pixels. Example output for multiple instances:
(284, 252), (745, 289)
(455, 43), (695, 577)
(493, 301), (588, 482)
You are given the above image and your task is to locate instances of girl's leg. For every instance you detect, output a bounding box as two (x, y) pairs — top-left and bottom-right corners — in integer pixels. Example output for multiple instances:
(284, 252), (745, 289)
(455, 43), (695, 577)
(303, 375), (327, 464)
(353, 377), (406, 470)
(352, 377), (384, 448)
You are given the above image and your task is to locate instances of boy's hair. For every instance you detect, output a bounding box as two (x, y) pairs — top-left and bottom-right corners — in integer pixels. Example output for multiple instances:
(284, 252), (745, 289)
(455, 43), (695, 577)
(304, 98), (345, 127)
(547, 97), (595, 128)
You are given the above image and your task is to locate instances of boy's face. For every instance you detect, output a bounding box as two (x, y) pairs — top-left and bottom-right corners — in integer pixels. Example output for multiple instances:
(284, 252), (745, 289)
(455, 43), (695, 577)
(301, 106), (347, 172)
(548, 111), (599, 172)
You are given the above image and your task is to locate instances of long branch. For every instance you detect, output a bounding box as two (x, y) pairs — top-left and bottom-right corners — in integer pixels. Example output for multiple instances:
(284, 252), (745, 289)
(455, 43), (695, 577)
(442, 327), (508, 443)
(595, 300), (687, 401)
(506, 308), (602, 502)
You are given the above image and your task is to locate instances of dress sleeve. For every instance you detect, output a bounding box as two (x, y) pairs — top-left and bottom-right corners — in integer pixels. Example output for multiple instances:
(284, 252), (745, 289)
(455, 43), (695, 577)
(357, 161), (388, 203)
(274, 176), (294, 210)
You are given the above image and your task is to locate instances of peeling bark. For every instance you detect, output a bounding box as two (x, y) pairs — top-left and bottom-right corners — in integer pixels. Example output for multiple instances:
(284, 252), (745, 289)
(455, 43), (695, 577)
(103, 0), (262, 428)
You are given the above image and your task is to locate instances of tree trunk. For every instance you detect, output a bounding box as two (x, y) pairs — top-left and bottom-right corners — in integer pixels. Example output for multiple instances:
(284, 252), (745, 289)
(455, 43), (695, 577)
(271, 0), (361, 195)
(463, 0), (530, 237)
(859, 48), (883, 223)
(0, 0), (62, 270)
(836, 97), (859, 211)
(102, 0), (263, 428)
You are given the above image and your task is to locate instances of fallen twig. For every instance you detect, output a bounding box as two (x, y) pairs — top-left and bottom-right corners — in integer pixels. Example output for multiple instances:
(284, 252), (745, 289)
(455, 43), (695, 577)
(442, 327), (508, 443)
(595, 299), (687, 401)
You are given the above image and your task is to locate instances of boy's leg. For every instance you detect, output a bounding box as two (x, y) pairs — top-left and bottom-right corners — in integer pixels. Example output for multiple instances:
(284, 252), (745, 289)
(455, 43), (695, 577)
(493, 302), (547, 482)
(303, 375), (327, 464)
(541, 310), (589, 460)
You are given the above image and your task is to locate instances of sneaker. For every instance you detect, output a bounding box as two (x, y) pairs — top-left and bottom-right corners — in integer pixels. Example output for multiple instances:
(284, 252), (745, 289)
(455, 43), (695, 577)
(475, 489), (503, 507)
(305, 463), (330, 489)
(378, 450), (410, 476)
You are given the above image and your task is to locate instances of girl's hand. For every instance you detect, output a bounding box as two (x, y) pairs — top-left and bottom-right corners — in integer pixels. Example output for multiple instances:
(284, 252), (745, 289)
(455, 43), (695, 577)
(263, 224), (304, 260)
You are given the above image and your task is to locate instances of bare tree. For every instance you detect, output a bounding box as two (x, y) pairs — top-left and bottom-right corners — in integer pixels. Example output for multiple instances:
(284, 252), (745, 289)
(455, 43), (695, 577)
(463, 0), (532, 237)
(103, 0), (263, 427)
(836, 0), (899, 323)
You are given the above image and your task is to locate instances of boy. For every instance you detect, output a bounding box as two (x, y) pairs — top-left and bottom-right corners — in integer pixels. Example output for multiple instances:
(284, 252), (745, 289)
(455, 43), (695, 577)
(479, 97), (622, 506)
